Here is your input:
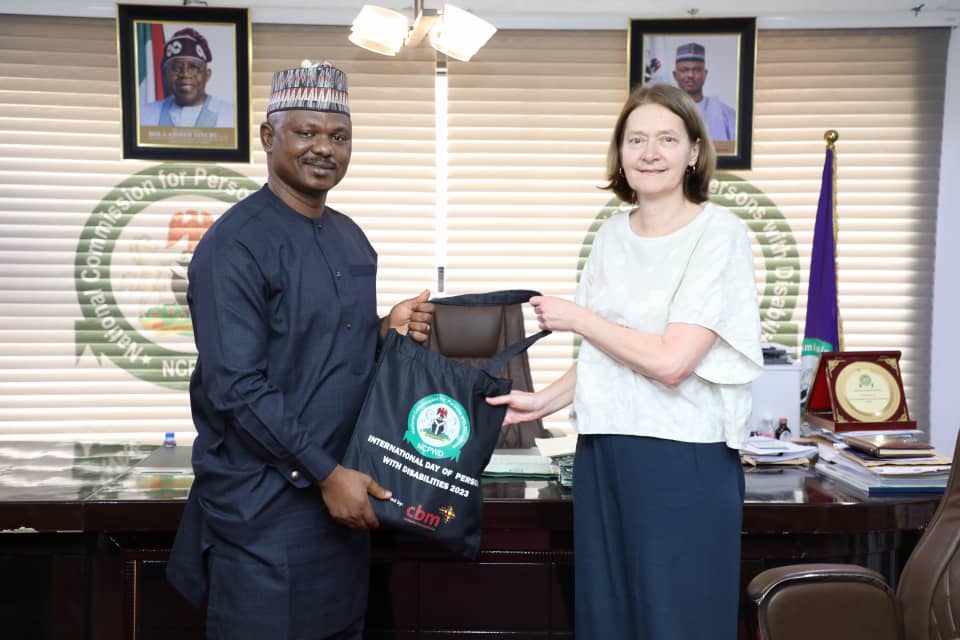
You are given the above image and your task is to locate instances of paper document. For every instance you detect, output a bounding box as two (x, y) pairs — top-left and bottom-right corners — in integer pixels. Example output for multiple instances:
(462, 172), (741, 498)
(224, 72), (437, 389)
(535, 434), (577, 459)
(483, 449), (558, 478)
(739, 437), (817, 463)
(134, 446), (193, 474)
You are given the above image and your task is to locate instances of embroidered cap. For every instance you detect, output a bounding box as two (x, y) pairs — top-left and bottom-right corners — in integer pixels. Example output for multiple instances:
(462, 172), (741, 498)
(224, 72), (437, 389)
(675, 42), (706, 63)
(266, 60), (350, 117)
(163, 28), (213, 65)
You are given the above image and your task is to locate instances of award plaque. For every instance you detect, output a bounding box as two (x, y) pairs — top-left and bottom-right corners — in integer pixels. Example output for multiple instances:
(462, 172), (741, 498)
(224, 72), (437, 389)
(804, 351), (917, 432)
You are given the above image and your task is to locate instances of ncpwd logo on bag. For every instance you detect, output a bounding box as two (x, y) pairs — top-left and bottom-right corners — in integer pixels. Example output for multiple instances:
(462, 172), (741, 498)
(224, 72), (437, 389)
(405, 394), (470, 460)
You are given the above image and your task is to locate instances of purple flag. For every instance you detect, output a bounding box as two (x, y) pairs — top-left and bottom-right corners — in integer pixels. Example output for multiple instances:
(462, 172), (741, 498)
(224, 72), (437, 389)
(800, 146), (840, 401)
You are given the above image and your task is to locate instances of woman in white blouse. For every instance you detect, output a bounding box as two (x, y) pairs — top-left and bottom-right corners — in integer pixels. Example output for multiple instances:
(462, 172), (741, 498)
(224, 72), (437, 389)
(488, 83), (763, 639)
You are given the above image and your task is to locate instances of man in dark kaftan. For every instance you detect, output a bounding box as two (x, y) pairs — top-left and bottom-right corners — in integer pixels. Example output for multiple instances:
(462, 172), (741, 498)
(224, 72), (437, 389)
(166, 61), (434, 640)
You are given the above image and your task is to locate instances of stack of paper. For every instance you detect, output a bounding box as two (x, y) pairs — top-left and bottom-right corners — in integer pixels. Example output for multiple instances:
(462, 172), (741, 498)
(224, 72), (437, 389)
(816, 442), (950, 496)
(535, 434), (577, 487)
(483, 449), (558, 479)
(739, 436), (818, 466)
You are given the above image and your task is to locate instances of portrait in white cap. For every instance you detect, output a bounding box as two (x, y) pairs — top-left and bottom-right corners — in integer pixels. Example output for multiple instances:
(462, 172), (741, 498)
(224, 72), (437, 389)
(139, 24), (236, 129)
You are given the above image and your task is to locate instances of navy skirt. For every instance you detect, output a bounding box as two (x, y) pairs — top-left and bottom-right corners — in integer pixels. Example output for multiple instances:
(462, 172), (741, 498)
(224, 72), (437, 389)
(573, 435), (744, 640)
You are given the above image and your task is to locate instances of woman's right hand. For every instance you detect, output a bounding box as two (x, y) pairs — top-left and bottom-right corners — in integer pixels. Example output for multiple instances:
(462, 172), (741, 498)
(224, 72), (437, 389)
(486, 390), (545, 426)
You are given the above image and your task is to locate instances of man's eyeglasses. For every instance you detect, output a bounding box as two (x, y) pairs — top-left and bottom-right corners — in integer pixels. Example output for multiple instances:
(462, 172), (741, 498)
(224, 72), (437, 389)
(166, 61), (205, 76)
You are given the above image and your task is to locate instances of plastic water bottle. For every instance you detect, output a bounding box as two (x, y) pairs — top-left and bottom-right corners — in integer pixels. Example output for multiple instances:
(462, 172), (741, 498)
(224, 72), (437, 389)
(163, 431), (177, 447)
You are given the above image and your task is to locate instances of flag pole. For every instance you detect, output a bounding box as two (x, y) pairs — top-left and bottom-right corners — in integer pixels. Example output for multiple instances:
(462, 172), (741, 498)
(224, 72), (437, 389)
(823, 129), (844, 351)
(800, 131), (844, 403)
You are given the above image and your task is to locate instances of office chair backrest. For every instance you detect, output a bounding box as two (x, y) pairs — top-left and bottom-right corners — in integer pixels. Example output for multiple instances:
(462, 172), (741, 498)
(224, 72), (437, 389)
(896, 427), (960, 640)
(426, 294), (547, 449)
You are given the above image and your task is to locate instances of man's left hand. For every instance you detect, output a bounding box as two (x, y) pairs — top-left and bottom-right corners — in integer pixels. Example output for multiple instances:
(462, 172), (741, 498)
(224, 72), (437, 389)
(383, 290), (435, 343)
(317, 465), (390, 529)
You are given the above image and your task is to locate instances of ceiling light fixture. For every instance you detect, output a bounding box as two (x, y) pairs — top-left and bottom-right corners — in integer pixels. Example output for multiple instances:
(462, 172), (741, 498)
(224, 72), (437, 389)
(429, 3), (497, 61)
(349, 5), (410, 56)
(349, 1), (496, 62)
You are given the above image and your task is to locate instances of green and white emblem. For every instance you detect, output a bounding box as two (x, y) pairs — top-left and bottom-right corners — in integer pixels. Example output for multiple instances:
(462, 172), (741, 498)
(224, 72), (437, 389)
(74, 164), (258, 389)
(405, 394), (470, 461)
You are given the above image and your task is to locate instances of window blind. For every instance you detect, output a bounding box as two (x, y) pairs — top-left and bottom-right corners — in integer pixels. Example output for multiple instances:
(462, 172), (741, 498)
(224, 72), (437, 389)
(0, 16), (436, 441)
(750, 28), (946, 431)
(0, 17), (947, 439)
(446, 27), (946, 432)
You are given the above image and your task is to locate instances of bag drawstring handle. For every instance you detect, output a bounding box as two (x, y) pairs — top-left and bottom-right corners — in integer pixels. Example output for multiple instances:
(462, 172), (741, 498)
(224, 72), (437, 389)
(430, 289), (541, 308)
(481, 329), (551, 376)
(427, 289), (551, 376)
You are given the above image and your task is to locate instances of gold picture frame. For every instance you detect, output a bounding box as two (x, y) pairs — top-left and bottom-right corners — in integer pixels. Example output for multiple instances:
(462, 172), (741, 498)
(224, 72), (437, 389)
(804, 351), (917, 432)
(117, 4), (251, 162)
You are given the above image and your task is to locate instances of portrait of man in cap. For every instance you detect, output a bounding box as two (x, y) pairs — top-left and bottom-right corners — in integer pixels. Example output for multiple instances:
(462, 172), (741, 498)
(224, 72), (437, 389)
(165, 60), (434, 640)
(139, 26), (235, 128)
(673, 41), (737, 141)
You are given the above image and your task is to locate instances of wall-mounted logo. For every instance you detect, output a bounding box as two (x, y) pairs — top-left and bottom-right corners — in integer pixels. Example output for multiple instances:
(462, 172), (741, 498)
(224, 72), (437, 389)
(578, 172), (801, 352)
(405, 394), (471, 460)
(74, 165), (258, 389)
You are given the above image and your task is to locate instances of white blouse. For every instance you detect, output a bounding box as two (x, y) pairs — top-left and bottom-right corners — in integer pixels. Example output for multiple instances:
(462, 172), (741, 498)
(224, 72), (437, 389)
(572, 202), (764, 449)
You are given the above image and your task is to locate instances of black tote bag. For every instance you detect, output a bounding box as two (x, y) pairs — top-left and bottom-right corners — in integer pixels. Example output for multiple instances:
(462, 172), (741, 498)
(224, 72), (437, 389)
(343, 290), (548, 558)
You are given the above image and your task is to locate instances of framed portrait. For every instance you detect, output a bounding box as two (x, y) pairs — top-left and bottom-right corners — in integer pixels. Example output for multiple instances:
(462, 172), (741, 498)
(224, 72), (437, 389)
(629, 17), (756, 170)
(117, 4), (250, 162)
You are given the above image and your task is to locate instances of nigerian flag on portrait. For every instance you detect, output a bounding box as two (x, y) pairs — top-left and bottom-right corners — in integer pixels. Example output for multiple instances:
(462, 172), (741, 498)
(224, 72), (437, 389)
(137, 22), (166, 104)
(800, 144), (841, 402)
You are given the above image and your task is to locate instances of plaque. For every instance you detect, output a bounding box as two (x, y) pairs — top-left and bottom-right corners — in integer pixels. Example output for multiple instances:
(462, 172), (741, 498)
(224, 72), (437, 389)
(803, 351), (916, 432)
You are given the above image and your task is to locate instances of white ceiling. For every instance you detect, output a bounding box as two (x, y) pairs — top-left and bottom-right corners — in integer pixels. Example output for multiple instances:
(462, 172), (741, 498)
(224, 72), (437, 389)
(1, 0), (958, 29)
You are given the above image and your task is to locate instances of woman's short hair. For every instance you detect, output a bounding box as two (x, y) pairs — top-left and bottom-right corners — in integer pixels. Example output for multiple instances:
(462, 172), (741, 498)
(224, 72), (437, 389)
(603, 84), (716, 204)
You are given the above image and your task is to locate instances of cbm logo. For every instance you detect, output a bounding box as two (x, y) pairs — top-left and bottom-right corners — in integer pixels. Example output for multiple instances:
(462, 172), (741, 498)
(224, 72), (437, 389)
(405, 504), (442, 531)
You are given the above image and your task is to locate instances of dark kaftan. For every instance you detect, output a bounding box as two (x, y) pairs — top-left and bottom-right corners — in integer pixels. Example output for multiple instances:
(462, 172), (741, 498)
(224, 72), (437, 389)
(167, 186), (380, 639)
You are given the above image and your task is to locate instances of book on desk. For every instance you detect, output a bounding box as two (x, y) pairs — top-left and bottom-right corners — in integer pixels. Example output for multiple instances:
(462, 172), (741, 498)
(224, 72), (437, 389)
(843, 433), (934, 458)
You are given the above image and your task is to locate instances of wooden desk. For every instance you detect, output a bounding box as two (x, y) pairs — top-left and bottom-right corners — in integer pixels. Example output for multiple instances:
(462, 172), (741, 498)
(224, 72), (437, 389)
(0, 443), (941, 640)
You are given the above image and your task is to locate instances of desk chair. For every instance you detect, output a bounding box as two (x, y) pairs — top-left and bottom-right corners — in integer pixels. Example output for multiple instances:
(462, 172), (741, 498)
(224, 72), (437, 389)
(426, 294), (548, 449)
(747, 428), (960, 640)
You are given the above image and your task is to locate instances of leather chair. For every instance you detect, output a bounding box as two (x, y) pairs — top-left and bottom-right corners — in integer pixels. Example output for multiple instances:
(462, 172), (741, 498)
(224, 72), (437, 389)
(426, 298), (548, 449)
(747, 428), (960, 640)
